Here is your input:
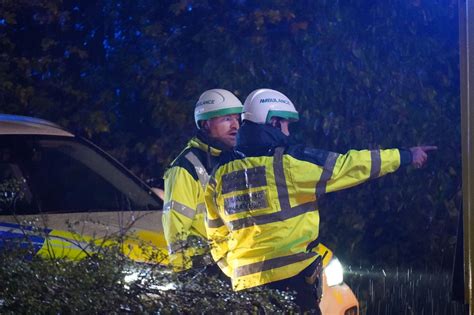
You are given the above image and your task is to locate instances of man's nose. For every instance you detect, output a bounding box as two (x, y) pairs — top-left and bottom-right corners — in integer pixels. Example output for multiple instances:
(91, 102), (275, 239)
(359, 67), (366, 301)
(230, 118), (240, 129)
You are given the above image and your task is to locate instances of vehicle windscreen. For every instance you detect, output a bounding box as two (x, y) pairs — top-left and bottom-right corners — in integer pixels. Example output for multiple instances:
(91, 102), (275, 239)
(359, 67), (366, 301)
(0, 135), (162, 214)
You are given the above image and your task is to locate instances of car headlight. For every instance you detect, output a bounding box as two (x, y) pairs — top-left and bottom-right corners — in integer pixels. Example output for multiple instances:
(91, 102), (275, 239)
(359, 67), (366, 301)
(324, 257), (344, 286)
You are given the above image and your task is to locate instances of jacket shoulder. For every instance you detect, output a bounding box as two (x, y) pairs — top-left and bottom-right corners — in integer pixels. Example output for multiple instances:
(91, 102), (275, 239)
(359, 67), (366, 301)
(218, 150), (247, 165)
(285, 144), (330, 166)
(209, 150), (246, 179)
(167, 147), (200, 181)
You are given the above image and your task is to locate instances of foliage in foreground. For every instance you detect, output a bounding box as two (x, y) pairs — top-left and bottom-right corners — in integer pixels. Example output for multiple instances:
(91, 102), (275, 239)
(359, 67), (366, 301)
(0, 0), (461, 270)
(0, 244), (296, 314)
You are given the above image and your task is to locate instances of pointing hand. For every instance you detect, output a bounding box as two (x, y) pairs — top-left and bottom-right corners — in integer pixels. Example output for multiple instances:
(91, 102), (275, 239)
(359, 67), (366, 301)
(409, 146), (437, 168)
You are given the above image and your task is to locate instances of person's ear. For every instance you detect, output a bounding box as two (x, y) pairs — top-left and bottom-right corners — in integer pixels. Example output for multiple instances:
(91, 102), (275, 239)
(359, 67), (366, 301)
(201, 120), (210, 130)
(269, 117), (281, 129)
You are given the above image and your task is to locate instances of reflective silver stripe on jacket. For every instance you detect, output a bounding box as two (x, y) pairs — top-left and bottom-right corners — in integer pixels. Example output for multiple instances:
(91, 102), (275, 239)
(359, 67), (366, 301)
(164, 200), (196, 219)
(273, 147), (290, 210)
(197, 202), (207, 214)
(185, 151), (210, 189)
(315, 152), (339, 197)
(234, 251), (317, 277)
(370, 150), (381, 178)
(227, 201), (316, 230)
(207, 216), (226, 228)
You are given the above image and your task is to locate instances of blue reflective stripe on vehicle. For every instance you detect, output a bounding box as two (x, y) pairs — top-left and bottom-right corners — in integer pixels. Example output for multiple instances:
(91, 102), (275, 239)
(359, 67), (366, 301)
(0, 221), (52, 233)
(0, 230), (44, 243)
(0, 221), (48, 252)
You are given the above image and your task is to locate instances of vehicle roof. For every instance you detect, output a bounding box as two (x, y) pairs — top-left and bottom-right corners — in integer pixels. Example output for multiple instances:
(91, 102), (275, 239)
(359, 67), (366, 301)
(0, 114), (74, 137)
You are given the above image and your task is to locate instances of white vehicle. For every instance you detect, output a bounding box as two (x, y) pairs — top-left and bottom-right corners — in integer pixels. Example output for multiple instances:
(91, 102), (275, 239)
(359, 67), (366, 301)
(0, 114), (358, 314)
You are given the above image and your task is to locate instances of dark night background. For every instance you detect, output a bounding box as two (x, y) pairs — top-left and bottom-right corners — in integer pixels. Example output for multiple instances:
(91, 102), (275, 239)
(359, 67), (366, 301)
(0, 0), (464, 312)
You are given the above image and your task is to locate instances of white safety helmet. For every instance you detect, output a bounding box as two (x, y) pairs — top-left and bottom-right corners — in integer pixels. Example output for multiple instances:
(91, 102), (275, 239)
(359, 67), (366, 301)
(242, 89), (299, 124)
(194, 89), (243, 129)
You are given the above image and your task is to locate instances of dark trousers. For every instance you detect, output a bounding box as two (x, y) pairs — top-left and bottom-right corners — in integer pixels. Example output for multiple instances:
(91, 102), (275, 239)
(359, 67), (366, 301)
(264, 260), (322, 314)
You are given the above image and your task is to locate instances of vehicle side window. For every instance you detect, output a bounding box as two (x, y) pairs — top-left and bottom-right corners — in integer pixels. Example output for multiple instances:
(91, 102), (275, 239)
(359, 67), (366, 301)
(0, 162), (34, 214)
(0, 136), (161, 215)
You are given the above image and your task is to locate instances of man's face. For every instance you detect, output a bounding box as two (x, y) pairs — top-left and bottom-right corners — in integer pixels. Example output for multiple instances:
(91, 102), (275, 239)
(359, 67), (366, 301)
(202, 114), (240, 149)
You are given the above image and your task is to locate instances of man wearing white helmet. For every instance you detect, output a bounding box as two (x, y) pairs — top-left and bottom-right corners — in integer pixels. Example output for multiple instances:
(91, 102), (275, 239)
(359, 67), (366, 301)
(204, 88), (436, 313)
(162, 88), (242, 272)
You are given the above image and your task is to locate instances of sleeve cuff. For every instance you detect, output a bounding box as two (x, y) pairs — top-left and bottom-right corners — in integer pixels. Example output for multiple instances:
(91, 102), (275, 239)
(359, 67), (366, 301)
(399, 149), (412, 166)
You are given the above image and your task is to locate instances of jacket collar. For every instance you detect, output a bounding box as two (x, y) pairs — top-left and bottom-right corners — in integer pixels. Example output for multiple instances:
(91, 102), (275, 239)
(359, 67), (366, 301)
(236, 121), (289, 155)
(188, 130), (223, 156)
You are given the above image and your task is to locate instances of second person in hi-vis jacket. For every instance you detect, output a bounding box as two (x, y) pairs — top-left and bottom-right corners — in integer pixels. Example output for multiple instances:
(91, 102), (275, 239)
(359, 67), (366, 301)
(204, 88), (436, 314)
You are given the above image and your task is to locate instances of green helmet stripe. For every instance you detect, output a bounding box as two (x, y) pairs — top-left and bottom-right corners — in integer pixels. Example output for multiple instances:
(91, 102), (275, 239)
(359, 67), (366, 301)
(265, 110), (299, 123)
(195, 106), (243, 122)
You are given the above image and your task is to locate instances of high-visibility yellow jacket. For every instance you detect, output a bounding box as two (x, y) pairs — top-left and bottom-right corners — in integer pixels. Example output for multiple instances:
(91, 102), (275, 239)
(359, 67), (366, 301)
(204, 122), (411, 290)
(163, 134), (223, 271)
